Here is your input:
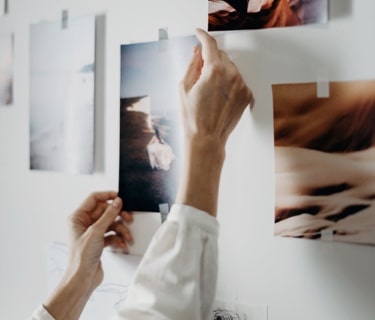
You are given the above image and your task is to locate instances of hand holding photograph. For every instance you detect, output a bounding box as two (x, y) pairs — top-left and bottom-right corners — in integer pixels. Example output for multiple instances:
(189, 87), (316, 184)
(273, 80), (375, 246)
(119, 36), (198, 212)
(208, 0), (328, 31)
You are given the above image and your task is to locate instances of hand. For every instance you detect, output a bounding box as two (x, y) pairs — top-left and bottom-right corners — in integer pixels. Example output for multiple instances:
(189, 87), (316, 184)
(179, 28), (253, 148)
(67, 191), (133, 289)
(176, 29), (253, 216)
(44, 191), (133, 320)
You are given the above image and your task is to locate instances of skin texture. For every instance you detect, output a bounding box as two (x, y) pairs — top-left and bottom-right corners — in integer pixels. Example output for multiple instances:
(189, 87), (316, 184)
(42, 28), (253, 319)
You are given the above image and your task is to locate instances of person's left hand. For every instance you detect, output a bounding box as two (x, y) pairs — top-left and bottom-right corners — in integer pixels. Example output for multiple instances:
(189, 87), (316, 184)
(67, 191), (133, 290)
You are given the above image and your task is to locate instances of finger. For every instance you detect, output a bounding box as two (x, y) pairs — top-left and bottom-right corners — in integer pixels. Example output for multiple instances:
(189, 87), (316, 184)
(219, 52), (254, 108)
(108, 219), (133, 244)
(79, 191), (118, 214)
(104, 235), (128, 253)
(120, 211), (134, 223)
(92, 197), (123, 234)
(90, 202), (110, 222)
(219, 50), (238, 71)
(181, 45), (203, 91)
(195, 28), (220, 64)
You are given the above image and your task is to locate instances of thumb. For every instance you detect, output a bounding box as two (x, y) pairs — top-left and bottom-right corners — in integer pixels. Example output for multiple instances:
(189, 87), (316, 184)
(92, 197), (122, 234)
(181, 45), (203, 92)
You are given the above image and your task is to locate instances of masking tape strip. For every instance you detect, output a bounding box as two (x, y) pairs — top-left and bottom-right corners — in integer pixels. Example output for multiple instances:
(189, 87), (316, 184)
(158, 27), (169, 52)
(61, 10), (68, 29)
(159, 203), (169, 223)
(320, 228), (334, 241)
(317, 76), (330, 98)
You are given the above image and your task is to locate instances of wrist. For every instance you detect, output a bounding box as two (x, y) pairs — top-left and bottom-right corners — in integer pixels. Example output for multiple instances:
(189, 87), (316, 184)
(44, 264), (98, 320)
(176, 135), (226, 217)
(184, 134), (226, 164)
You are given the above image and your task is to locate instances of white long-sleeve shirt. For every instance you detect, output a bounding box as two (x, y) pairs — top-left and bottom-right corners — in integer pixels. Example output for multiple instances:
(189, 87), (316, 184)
(30, 204), (219, 320)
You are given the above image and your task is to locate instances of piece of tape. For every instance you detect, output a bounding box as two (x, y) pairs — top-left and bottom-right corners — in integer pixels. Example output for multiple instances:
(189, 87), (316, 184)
(158, 27), (168, 52)
(317, 76), (330, 98)
(61, 10), (68, 29)
(159, 203), (169, 222)
(320, 228), (334, 241)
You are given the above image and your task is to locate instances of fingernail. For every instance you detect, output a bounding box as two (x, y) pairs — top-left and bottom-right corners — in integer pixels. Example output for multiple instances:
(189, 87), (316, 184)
(111, 197), (122, 209)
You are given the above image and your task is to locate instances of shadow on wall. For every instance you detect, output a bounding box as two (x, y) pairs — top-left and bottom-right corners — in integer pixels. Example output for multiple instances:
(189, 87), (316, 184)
(329, 0), (353, 20)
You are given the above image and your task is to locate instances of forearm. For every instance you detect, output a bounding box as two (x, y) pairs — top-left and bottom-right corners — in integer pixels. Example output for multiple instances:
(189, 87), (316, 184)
(176, 136), (225, 217)
(43, 270), (95, 320)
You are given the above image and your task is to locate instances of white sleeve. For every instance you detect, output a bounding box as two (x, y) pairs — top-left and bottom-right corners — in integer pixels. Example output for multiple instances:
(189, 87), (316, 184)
(28, 305), (55, 320)
(115, 204), (219, 320)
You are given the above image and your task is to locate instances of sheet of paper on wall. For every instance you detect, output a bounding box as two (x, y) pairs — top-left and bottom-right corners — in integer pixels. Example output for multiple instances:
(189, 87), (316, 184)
(208, 0), (328, 31)
(272, 79), (375, 246)
(47, 242), (142, 320)
(126, 211), (162, 256)
(119, 35), (198, 212)
(29, 15), (96, 174)
(0, 33), (13, 106)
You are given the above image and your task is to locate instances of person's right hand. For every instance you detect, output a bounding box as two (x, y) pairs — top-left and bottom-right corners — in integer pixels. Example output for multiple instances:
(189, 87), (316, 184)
(176, 29), (253, 216)
(179, 28), (253, 147)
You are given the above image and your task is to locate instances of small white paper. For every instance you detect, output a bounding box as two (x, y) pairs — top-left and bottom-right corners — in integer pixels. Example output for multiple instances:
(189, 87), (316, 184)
(126, 212), (162, 256)
(317, 76), (330, 98)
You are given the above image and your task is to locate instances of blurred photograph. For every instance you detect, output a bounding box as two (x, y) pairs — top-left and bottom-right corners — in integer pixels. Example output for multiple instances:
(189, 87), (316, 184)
(0, 33), (13, 106)
(119, 36), (198, 212)
(273, 80), (375, 246)
(29, 15), (96, 174)
(208, 0), (328, 31)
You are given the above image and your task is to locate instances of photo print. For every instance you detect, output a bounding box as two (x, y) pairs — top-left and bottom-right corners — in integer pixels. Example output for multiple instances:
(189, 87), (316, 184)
(119, 35), (198, 212)
(29, 15), (96, 174)
(0, 33), (13, 106)
(273, 80), (375, 246)
(208, 0), (328, 31)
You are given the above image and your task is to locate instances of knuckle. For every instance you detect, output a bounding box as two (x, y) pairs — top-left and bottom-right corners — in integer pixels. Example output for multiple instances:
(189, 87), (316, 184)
(207, 63), (223, 77)
(179, 79), (187, 92)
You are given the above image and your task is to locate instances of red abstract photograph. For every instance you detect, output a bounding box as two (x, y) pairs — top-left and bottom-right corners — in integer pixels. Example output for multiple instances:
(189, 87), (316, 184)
(208, 0), (328, 31)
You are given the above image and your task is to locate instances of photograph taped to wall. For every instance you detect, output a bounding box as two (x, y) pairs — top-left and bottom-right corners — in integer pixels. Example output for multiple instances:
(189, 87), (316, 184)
(273, 80), (375, 246)
(119, 35), (198, 212)
(0, 33), (13, 106)
(208, 0), (328, 31)
(29, 15), (96, 174)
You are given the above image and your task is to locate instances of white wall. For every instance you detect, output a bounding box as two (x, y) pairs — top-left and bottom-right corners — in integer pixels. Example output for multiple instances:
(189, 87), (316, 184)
(1, 0), (375, 319)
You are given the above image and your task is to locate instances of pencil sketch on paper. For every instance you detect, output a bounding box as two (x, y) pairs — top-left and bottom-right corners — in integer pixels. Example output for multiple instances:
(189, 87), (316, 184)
(47, 242), (141, 320)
